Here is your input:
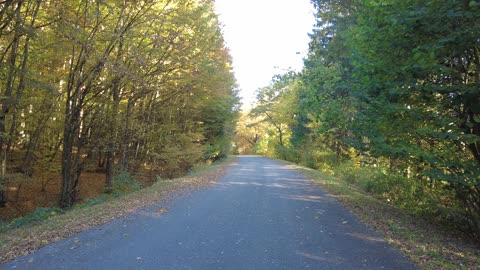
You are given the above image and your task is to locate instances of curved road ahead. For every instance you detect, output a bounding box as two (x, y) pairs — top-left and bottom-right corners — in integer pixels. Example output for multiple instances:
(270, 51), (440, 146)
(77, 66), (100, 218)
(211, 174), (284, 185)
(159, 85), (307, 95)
(2, 156), (416, 269)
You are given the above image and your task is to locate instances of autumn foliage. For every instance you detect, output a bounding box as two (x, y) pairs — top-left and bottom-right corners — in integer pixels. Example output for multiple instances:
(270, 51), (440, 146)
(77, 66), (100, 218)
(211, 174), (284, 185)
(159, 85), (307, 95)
(0, 0), (238, 212)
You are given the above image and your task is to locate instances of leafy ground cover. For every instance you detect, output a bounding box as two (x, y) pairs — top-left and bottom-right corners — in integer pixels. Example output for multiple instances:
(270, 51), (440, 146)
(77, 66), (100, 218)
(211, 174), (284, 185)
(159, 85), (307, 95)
(0, 157), (235, 263)
(1, 171), (108, 220)
(288, 162), (480, 270)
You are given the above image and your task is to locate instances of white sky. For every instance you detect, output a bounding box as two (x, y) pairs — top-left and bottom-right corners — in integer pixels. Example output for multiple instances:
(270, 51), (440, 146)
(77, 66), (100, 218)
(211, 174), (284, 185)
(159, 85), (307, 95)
(214, 0), (316, 105)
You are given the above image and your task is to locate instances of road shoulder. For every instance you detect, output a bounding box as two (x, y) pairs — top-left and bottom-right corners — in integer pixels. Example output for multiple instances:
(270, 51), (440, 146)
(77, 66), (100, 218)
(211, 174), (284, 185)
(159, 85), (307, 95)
(287, 161), (480, 269)
(0, 157), (236, 264)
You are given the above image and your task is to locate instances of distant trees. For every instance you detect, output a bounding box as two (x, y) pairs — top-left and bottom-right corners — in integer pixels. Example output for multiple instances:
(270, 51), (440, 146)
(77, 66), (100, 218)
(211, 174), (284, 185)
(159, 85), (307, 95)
(248, 0), (480, 237)
(250, 73), (298, 158)
(0, 0), (238, 208)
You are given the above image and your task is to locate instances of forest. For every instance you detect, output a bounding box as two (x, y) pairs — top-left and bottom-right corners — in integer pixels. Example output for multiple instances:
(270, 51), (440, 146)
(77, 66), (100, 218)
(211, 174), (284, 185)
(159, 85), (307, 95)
(0, 0), (238, 218)
(237, 0), (480, 239)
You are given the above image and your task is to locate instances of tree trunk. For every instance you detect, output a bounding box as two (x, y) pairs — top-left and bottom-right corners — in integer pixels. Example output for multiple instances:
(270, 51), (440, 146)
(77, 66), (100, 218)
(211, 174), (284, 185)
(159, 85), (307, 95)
(0, 158), (6, 207)
(105, 86), (120, 193)
(0, 190), (6, 207)
(7, 0), (41, 156)
(278, 126), (284, 147)
(0, 2), (21, 169)
(104, 32), (124, 193)
(0, 3), (22, 206)
(119, 97), (134, 171)
(60, 112), (77, 207)
(21, 110), (50, 176)
(48, 133), (63, 162)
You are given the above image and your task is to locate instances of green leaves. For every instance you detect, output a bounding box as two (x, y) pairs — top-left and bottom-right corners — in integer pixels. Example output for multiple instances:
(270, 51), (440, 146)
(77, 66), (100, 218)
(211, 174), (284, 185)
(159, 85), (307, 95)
(473, 115), (480, 123)
(0, 0), (238, 208)
(254, 0), (480, 236)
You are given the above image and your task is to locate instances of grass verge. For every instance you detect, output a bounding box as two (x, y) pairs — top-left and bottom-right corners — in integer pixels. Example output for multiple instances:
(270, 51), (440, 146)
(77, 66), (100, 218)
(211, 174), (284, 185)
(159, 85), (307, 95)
(288, 163), (480, 270)
(0, 156), (236, 263)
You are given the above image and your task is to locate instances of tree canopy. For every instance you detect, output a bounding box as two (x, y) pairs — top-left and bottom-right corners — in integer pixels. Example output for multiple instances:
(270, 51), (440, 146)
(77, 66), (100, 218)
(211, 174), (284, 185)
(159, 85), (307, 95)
(246, 0), (480, 238)
(0, 0), (239, 208)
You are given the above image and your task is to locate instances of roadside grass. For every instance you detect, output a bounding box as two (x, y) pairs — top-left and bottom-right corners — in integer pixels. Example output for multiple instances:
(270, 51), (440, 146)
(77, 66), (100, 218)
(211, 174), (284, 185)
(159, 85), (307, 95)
(0, 156), (236, 263)
(288, 163), (480, 270)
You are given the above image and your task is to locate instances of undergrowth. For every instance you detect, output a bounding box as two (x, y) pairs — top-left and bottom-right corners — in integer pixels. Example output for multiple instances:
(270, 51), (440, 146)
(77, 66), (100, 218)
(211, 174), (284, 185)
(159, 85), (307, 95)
(0, 207), (64, 234)
(288, 161), (480, 269)
(0, 157), (230, 237)
(0, 156), (234, 264)
(332, 161), (470, 234)
(0, 171), (144, 235)
(281, 146), (476, 237)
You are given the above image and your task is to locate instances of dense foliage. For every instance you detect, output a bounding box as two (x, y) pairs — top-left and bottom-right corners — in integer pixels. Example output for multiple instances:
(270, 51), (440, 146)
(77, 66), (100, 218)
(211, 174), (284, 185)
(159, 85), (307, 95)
(248, 0), (480, 237)
(0, 0), (238, 208)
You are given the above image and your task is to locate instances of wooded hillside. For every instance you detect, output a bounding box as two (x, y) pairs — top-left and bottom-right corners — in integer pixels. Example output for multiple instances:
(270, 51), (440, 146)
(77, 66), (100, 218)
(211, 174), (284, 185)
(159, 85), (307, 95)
(241, 0), (480, 238)
(0, 0), (238, 211)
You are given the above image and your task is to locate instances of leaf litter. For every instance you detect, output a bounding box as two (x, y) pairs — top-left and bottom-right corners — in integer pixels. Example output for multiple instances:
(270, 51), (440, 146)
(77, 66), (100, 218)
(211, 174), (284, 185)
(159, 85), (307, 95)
(0, 157), (235, 263)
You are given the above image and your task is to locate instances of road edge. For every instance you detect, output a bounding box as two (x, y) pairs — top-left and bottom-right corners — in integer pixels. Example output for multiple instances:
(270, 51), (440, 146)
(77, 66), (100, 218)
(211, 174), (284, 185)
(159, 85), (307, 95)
(280, 159), (479, 269)
(0, 156), (237, 264)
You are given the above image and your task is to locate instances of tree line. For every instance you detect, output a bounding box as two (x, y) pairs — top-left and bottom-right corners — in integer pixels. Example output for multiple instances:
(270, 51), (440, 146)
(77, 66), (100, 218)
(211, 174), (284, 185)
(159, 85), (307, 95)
(0, 0), (238, 208)
(241, 0), (480, 238)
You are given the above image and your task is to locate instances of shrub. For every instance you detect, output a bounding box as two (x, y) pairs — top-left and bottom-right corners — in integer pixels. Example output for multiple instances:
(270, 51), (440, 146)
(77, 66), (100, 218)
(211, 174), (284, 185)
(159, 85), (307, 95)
(0, 207), (65, 233)
(274, 145), (299, 163)
(113, 171), (143, 194)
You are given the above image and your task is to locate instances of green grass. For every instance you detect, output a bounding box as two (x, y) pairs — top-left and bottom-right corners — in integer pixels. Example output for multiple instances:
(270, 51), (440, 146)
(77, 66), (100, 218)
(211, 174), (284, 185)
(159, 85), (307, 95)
(0, 207), (65, 234)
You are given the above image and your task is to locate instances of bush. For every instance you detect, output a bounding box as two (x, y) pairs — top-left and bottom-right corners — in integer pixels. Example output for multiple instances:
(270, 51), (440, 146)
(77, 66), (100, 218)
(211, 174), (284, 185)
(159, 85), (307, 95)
(0, 207), (64, 233)
(299, 150), (316, 169)
(113, 171), (143, 194)
(335, 161), (361, 183)
(356, 170), (426, 209)
(274, 145), (299, 163)
(333, 161), (477, 235)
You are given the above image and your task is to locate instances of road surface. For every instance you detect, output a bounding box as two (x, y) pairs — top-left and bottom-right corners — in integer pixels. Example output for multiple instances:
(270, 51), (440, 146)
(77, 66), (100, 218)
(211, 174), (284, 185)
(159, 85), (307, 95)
(2, 156), (416, 269)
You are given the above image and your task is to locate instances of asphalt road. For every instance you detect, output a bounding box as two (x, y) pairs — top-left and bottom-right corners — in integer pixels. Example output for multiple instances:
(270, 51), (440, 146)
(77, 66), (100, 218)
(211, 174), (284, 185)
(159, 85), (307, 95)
(2, 156), (416, 270)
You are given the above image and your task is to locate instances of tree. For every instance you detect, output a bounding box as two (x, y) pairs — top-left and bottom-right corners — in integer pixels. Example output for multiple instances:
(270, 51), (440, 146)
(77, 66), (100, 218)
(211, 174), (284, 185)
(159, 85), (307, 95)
(234, 110), (266, 154)
(0, 0), (238, 209)
(348, 0), (480, 234)
(0, 0), (44, 206)
(250, 72), (298, 158)
(246, 0), (480, 237)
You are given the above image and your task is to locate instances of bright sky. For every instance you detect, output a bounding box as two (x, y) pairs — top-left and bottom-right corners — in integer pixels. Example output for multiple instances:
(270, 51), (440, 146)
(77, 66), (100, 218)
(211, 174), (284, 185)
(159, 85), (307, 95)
(214, 0), (316, 105)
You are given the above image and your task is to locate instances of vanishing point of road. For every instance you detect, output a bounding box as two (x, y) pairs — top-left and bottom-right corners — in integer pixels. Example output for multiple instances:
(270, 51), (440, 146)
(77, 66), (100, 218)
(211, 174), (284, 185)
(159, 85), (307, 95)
(2, 156), (416, 270)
